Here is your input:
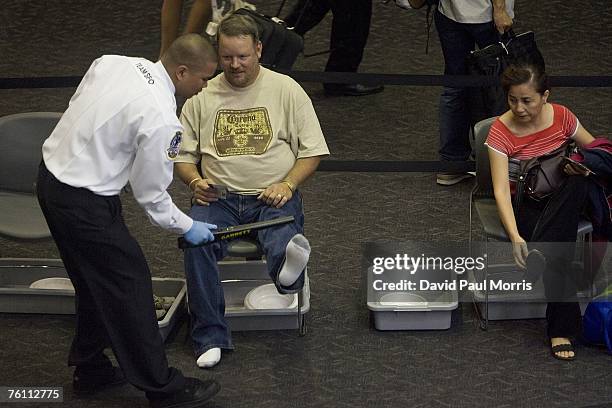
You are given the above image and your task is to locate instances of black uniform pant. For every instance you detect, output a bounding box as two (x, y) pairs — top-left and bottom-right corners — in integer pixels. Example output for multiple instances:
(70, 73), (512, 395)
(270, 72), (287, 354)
(285, 0), (372, 78)
(36, 162), (185, 397)
(516, 175), (588, 339)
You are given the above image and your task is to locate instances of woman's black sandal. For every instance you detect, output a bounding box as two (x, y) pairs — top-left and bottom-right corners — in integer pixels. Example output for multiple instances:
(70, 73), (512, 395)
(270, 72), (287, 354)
(550, 343), (576, 361)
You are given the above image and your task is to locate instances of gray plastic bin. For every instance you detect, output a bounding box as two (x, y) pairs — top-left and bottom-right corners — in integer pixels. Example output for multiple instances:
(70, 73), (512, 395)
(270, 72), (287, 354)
(469, 267), (591, 320)
(217, 259), (310, 331)
(0, 258), (186, 342)
(367, 290), (458, 330)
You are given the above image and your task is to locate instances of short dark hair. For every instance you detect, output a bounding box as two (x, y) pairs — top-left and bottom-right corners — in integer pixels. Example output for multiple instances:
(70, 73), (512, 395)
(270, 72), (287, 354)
(501, 64), (549, 95)
(162, 33), (217, 70)
(217, 13), (260, 43)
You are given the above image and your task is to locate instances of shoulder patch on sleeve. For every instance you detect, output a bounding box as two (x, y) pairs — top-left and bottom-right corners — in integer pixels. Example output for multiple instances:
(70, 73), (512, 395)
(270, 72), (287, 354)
(166, 131), (182, 159)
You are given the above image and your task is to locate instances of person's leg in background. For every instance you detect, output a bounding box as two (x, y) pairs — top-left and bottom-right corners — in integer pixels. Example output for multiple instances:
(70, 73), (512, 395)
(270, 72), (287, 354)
(285, 0), (331, 35)
(285, 0), (383, 96)
(160, 0), (212, 57)
(435, 11), (498, 185)
(323, 0), (383, 96)
(160, 0), (184, 57)
(184, 199), (239, 368)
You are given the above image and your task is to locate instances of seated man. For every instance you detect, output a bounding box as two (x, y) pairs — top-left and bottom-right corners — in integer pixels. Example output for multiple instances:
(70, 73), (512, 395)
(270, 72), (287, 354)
(174, 13), (330, 369)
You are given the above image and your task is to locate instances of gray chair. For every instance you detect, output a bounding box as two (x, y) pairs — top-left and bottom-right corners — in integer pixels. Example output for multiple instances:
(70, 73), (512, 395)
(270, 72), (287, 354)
(468, 117), (593, 329)
(0, 112), (62, 242)
(0, 112), (67, 301)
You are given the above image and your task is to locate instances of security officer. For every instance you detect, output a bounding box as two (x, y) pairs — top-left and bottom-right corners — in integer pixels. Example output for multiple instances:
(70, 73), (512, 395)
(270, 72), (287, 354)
(37, 34), (221, 408)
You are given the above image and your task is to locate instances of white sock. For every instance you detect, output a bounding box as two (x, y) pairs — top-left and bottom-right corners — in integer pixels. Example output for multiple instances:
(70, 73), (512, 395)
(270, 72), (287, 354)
(278, 234), (310, 287)
(196, 348), (221, 368)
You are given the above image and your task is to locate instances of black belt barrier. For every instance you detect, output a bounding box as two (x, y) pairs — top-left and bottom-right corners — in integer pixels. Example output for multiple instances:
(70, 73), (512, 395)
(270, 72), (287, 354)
(2, 71), (610, 173)
(2, 72), (612, 89)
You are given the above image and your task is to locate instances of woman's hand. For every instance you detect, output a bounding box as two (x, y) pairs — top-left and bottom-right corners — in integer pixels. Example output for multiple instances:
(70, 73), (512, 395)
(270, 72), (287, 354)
(511, 237), (529, 269)
(563, 162), (592, 177)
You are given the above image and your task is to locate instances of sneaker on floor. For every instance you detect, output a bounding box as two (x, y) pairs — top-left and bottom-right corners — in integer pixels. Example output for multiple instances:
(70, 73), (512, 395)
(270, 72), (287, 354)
(436, 172), (474, 186)
(73, 366), (127, 396)
(197, 348), (221, 369)
(149, 377), (220, 408)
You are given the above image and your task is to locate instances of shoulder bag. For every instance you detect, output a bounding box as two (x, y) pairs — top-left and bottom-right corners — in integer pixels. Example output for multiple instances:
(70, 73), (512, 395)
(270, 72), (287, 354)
(513, 143), (573, 211)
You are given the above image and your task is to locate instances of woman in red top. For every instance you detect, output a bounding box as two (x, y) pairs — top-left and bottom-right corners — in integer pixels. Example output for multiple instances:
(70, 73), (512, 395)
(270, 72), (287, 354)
(486, 64), (595, 361)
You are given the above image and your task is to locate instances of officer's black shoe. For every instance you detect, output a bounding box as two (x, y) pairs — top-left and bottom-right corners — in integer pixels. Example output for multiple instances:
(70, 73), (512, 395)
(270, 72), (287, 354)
(149, 378), (220, 408)
(324, 84), (385, 96)
(73, 366), (127, 396)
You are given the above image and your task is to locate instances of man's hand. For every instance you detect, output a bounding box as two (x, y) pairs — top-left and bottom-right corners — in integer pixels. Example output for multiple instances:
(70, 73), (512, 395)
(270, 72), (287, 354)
(192, 178), (221, 206)
(493, 8), (513, 34)
(184, 221), (217, 245)
(257, 182), (293, 208)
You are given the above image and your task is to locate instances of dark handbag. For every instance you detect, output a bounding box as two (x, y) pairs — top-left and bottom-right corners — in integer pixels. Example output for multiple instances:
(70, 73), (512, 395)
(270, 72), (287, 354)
(467, 30), (546, 126)
(514, 143), (573, 210)
(232, 8), (303, 70)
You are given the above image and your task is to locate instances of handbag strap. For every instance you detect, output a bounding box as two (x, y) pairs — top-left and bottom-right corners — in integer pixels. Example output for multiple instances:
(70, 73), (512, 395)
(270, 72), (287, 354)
(275, 0), (288, 16)
(512, 159), (532, 213)
(289, 0), (313, 31)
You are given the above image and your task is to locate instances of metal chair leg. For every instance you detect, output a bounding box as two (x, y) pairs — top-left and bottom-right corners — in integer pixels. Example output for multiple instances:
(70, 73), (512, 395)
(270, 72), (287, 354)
(297, 288), (306, 336)
(482, 238), (489, 330)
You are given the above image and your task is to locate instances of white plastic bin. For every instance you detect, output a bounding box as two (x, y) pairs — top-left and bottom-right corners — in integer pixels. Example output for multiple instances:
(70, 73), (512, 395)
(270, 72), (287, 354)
(368, 289), (458, 330)
(218, 259), (309, 331)
(469, 267), (591, 320)
(0, 258), (186, 342)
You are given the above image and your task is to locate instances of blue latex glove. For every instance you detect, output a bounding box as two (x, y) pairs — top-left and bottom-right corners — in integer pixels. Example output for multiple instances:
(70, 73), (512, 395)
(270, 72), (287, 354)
(184, 221), (217, 245)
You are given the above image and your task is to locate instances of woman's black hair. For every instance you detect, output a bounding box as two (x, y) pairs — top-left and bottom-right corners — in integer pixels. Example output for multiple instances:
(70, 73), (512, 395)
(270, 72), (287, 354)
(501, 63), (549, 95)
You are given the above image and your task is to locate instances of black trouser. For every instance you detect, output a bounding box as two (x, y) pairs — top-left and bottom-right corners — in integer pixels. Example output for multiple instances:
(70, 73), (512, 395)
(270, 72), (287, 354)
(36, 162), (185, 398)
(285, 0), (372, 80)
(516, 175), (588, 338)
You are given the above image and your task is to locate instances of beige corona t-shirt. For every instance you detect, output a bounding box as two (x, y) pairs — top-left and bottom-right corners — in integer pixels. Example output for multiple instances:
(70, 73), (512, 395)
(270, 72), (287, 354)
(177, 67), (329, 194)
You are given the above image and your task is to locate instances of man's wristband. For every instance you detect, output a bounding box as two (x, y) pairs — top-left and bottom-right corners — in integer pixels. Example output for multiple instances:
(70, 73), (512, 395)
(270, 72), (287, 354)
(282, 179), (296, 192)
(188, 177), (202, 191)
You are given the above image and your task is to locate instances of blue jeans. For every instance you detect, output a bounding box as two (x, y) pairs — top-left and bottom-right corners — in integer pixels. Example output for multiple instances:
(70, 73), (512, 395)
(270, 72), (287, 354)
(184, 192), (305, 356)
(435, 10), (499, 162)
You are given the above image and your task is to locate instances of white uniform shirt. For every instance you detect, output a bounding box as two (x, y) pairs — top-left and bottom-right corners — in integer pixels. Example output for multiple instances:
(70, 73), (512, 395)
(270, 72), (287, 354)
(438, 0), (514, 24)
(42, 55), (193, 234)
